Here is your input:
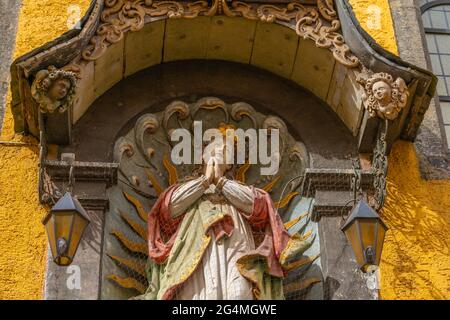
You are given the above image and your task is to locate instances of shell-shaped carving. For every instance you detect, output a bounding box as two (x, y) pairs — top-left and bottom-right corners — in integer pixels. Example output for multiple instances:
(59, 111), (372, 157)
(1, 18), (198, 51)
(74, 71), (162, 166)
(113, 137), (134, 163)
(230, 102), (258, 128)
(191, 97), (229, 123)
(262, 115), (288, 153)
(163, 100), (190, 130)
(290, 141), (309, 167)
(134, 114), (159, 162)
(135, 114), (159, 137)
(262, 115), (288, 136)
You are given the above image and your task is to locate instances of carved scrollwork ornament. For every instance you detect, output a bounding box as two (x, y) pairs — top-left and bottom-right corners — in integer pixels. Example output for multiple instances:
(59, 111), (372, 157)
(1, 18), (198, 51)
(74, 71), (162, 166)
(114, 137), (135, 163)
(371, 120), (388, 211)
(31, 65), (78, 114)
(80, 0), (360, 68)
(191, 97), (229, 123)
(163, 101), (190, 131)
(357, 69), (409, 121)
(230, 102), (258, 128)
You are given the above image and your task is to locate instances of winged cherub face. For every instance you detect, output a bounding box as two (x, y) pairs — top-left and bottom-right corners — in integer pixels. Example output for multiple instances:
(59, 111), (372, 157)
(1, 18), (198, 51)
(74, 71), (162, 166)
(48, 78), (71, 101)
(372, 80), (392, 104)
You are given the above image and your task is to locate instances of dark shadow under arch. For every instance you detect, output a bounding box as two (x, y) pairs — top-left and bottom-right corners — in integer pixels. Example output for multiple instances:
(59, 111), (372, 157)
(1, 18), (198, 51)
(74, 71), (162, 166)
(62, 59), (358, 169)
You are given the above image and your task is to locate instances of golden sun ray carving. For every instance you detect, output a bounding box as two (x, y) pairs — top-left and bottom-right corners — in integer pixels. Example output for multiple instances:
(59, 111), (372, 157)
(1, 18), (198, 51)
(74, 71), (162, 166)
(284, 212), (308, 230)
(262, 176), (280, 192)
(163, 154), (178, 185)
(283, 277), (322, 295)
(275, 192), (300, 209)
(107, 253), (147, 278)
(123, 191), (149, 222)
(145, 168), (164, 196)
(118, 209), (147, 240)
(111, 230), (148, 255)
(236, 162), (250, 183)
(107, 274), (146, 294)
(284, 254), (320, 272)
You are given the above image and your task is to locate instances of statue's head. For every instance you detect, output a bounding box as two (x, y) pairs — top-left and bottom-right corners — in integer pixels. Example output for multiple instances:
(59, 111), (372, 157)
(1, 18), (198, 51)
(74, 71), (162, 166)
(202, 123), (237, 175)
(359, 71), (409, 120)
(48, 77), (72, 101)
(372, 80), (391, 104)
(31, 65), (78, 113)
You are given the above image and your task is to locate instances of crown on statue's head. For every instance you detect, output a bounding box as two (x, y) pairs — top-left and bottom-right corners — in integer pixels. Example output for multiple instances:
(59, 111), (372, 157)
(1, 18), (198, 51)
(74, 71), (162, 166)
(218, 122), (238, 141)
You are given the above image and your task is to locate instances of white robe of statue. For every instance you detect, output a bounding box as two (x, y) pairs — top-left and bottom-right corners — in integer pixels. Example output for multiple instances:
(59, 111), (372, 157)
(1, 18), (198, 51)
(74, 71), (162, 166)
(168, 176), (256, 300)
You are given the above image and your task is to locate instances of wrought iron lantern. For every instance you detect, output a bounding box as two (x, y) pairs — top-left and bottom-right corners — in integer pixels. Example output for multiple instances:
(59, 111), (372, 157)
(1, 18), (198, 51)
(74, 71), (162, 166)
(341, 200), (388, 272)
(42, 192), (91, 266)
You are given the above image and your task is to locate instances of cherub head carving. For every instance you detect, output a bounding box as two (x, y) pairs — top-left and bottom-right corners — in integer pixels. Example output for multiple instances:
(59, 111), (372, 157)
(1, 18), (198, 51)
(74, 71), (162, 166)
(31, 65), (78, 113)
(359, 72), (409, 121)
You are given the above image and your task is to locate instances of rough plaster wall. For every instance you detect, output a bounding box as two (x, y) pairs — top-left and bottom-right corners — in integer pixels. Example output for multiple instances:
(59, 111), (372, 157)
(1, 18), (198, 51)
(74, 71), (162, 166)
(350, 0), (450, 299)
(0, 0), (448, 300)
(0, 0), (91, 300)
(380, 141), (450, 299)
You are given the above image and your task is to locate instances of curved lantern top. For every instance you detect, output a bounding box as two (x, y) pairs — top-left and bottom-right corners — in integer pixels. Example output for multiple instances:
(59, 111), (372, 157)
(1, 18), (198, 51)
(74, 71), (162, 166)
(341, 199), (388, 231)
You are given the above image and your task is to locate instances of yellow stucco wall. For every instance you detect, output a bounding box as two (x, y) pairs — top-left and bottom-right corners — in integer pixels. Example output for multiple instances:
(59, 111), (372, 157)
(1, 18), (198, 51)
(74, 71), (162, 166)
(0, 0), (448, 300)
(380, 141), (450, 299)
(349, 0), (399, 55)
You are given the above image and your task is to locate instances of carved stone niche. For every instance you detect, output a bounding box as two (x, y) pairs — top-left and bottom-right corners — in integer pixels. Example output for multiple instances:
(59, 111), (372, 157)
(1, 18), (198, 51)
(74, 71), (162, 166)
(41, 59), (380, 300)
(101, 97), (326, 300)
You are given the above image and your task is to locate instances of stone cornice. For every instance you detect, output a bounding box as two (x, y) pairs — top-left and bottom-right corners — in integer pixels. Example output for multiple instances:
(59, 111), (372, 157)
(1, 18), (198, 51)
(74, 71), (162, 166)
(80, 0), (360, 67)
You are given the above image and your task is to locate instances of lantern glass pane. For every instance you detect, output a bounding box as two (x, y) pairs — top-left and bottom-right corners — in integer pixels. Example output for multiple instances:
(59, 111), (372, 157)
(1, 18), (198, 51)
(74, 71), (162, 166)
(359, 219), (377, 250)
(44, 215), (57, 260)
(67, 214), (89, 258)
(53, 212), (74, 244)
(343, 221), (365, 266)
(375, 223), (387, 265)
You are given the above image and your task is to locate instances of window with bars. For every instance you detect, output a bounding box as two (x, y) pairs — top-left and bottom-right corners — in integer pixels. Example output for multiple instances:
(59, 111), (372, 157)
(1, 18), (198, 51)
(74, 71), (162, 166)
(420, 0), (450, 151)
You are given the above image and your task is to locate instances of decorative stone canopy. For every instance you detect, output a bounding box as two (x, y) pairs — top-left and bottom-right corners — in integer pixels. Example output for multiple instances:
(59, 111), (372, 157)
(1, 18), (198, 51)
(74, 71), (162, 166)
(82, 0), (359, 67)
(10, 0), (437, 150)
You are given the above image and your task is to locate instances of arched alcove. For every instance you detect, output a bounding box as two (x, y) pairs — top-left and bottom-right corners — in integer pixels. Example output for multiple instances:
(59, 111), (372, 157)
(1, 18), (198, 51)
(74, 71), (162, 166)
(72, 15), (346, 126)
(52, 59), (367, 299)
(62, 60), (358, 168)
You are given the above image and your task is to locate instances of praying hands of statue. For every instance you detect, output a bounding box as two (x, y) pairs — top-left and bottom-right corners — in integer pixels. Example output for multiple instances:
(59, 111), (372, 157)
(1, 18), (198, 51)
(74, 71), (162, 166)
(204, 157), (226, 186)
(205, 157), (215, 186)
(204, 141), (229, 186)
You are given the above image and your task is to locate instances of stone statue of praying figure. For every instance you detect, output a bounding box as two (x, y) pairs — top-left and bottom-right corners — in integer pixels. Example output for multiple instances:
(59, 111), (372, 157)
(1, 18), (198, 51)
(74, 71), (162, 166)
(137, 136), (306, 300)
